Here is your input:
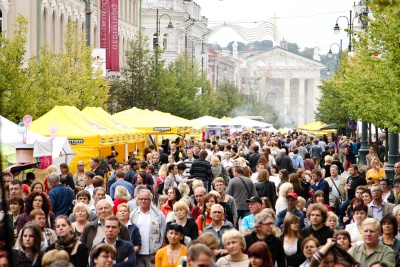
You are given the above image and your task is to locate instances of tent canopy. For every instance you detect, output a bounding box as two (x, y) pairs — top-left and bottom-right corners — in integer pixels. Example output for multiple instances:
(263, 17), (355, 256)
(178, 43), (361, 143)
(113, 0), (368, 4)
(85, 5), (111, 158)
(192, 116), (273, 131)
(296, 121), (336, 135)
(81, 107), (144, 144)
(30, 106), (123, 147)
(113, 107), (196, 135)
(0, 115), (75, 167)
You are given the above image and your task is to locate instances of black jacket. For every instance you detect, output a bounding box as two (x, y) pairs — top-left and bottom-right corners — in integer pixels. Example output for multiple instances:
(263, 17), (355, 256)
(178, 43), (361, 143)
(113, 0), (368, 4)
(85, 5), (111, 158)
(244, 231), (287, 267)
(280, 236), (305, 267)
(255, 181), (276, 207)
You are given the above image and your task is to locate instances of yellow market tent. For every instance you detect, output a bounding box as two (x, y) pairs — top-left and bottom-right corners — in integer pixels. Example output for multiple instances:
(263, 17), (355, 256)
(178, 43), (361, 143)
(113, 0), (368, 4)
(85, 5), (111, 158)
(81, 107), (146, 162)
(30, 106), (125, 169)
(113, 108), (195, 135)
(296, 121), (336, 135)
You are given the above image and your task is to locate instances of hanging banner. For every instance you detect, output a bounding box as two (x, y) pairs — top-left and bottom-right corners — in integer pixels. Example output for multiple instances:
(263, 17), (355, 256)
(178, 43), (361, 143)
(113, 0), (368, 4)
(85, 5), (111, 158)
(100, 0), (110, 69)
(109, 0), (119, 71)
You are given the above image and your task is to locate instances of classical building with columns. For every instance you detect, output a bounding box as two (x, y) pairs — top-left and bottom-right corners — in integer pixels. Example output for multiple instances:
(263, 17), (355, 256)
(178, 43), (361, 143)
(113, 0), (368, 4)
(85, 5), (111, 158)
(238, 44), (325, 126)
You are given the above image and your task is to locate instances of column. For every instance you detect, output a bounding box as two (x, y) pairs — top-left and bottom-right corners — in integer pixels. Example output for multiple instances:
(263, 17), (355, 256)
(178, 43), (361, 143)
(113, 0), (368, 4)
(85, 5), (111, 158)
(283, 78), (291, 115)
(313, 77), (321, 116)
(385, 132), (399, 180)
(297, 78), (306, 126)
(358, 121), (369, 166)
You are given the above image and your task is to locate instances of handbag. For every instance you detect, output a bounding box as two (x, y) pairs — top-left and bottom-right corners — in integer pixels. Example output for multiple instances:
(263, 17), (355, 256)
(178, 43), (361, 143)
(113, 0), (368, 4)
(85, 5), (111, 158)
(330, 177), (343, 202)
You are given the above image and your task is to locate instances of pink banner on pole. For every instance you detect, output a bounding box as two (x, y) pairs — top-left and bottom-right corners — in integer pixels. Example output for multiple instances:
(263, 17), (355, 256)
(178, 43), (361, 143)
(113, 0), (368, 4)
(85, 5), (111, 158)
(109, 0), (119, 71)
(100, 0), (110, 69)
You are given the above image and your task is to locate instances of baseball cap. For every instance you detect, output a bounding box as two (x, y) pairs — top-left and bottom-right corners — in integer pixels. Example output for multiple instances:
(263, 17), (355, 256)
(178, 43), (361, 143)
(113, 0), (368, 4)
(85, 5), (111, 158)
(245, 196), (262, 204)
(286, 192), (298, 199)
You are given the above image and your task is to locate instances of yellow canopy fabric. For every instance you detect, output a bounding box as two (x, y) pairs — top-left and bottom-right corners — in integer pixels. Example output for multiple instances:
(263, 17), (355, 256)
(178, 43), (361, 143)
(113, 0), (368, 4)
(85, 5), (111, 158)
(151, 110), (206, 135)
(30, 106), (121, 147)
(1, 144), (16, 170)
(113, 108), (194, 135)
(81, 107), (144, 144)
(296, 121), (336, 135)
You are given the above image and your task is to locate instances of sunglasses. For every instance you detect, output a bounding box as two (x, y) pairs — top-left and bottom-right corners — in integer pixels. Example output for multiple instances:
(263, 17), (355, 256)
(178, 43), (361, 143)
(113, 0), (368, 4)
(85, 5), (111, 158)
(78, 165), (85, 167)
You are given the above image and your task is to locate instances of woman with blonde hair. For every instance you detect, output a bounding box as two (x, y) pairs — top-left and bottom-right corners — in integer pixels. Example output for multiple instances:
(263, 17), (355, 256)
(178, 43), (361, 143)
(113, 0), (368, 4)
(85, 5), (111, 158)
(211, 156), (229, 185)
(44, 165), (58, 194)
(73, 160), (86, 192)
(366, 158), (386, 185)
(42, 249), (69, 267)
(178, 183), (190, 197)
(275, 183), (294, 214)
(155, 164), (168, 196)
(71, 203), (90, 236)
(112, 186), (131, 215)
(216, 229), (249, 267)
(236, 157), (252, 177)
(325, 211), (339, 231)
(321, 155), (333, 178)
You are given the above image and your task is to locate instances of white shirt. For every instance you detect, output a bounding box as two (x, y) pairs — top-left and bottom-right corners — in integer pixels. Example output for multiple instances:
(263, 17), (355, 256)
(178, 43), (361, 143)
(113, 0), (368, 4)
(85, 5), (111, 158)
(136, 209), (152, 255)
(251, 172), (259, 184)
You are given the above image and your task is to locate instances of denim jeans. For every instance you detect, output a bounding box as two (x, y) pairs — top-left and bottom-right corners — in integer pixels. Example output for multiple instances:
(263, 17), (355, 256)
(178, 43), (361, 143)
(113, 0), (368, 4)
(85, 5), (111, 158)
(235, 209), (251, 230)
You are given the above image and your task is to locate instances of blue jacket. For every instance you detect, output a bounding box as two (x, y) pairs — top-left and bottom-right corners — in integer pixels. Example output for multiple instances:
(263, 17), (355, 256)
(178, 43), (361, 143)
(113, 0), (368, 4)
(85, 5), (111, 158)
(311, 145), (322, 159)
(127, 223), (142, 250)
(49, 184), (75, 216)
(310, 179), (330, 205)
(91, 239), (136, 267)
(276, 208), (305, 229)
(291, 155), (305, 169)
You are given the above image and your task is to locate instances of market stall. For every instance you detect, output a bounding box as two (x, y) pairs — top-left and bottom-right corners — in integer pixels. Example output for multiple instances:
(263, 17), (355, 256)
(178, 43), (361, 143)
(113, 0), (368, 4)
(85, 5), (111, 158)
(29, 106), (123, 169)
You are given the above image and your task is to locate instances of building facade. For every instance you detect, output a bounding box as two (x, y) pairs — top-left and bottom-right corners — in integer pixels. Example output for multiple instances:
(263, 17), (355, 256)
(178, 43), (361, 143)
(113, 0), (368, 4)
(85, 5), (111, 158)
(0, 0), (139, 69)
(141, 0), (209, 67)
(238, 46), (325, 126)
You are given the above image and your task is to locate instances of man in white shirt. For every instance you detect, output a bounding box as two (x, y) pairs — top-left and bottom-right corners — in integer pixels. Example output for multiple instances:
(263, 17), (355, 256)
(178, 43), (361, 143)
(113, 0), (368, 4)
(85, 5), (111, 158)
(130, 189), (166, 267)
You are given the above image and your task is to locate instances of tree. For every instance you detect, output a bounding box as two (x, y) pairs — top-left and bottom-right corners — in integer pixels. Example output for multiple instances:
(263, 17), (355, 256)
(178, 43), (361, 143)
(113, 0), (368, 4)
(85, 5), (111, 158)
(1, 17), (109, 122)
(329, 4), (400, 132)
(160, 52), (214, 119)
(315, 79), (349, 127)
(210, 79), (246, 118)
(0, 15), (29, 122)
(111, 33), (162, 112)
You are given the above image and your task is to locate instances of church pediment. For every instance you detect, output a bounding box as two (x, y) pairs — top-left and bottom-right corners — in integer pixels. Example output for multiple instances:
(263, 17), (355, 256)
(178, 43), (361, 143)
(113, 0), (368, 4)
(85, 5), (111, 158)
(241, 47), (325, 69)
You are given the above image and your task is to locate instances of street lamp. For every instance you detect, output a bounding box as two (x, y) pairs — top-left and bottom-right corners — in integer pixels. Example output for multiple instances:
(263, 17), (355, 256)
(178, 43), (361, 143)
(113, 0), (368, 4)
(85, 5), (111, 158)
(327, 40), (342, 58)
(85, 0), (92, 46)
(326, 63), (337, 76)
(333, 11), (354, 51)
(155, 9), (174, 64)
(191, 40), (206, 71)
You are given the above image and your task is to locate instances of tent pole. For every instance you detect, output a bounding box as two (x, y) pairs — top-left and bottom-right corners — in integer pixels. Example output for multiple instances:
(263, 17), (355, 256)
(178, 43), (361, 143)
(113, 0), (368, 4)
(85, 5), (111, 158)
(149, 135), (157, 149)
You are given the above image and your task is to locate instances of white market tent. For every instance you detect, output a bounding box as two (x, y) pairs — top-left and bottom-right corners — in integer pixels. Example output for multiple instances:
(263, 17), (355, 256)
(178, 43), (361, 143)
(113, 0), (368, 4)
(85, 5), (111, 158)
(192, 116), (277, 134)
(0, 115), (75, 167)
(192, 116), (227, 128)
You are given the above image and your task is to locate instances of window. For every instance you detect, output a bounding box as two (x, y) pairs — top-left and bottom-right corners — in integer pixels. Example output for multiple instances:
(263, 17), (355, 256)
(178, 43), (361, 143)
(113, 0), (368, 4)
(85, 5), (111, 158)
(163, 33), (168, 50)
(152, 33), (158, 49)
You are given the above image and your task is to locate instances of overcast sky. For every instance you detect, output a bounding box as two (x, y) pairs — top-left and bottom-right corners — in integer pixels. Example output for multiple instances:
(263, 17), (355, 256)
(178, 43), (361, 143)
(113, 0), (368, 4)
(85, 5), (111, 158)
(194, 0), (357, 53)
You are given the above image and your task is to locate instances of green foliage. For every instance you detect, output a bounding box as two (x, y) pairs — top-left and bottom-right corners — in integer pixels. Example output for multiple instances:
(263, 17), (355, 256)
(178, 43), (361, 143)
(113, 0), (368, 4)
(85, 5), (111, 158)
(0, 15), (29, 122)
(210, 79), (246, 118)
(111, 34), (159, 112)
(315, 79), (349, 127)
(328, 4), (400, 132)
(1, 17), (109, 122)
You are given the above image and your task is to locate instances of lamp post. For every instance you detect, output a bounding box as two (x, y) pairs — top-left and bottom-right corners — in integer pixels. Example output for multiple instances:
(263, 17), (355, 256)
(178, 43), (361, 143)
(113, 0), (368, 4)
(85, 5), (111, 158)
(191, 40), (205, 71)
(85, 0), (91, 46)
(333, 11), (353, 51)
(327, 39), (342, 68)
(155, 9), (174, 63)
(325, 63), (337, 76)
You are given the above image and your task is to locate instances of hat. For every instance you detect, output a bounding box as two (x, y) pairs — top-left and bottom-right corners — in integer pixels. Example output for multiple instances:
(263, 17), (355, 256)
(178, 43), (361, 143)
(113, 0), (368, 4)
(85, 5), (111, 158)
(245, 196), (262, 204)
(286, 192), (298, 199)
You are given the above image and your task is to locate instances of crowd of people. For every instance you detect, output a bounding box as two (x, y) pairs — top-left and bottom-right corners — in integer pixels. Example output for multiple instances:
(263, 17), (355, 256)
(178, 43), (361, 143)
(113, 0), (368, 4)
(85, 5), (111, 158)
(1, 131), (400, 267)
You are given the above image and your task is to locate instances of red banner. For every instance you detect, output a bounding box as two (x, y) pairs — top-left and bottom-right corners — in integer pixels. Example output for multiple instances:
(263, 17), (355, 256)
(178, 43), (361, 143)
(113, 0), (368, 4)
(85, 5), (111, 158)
(109, 0), (119, 71)
(100, 0), (110, 69)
